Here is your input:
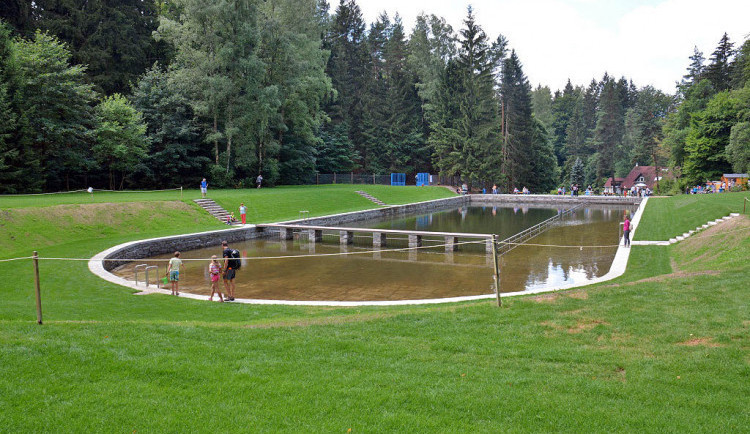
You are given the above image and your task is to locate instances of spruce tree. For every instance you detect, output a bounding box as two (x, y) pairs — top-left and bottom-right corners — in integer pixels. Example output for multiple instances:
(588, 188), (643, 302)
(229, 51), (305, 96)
(501, 50), (539, 190)
(705, 33), (735, 92)
(591, 75), (625, 181)
(325, 0), (371, 169)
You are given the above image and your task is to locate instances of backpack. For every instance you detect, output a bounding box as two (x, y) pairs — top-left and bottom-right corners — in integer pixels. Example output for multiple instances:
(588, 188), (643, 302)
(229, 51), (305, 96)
(230, 249), (241, 269)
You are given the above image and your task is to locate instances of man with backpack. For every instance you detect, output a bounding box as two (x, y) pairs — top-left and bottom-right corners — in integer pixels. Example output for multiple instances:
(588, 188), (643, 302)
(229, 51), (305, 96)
(221, 240), (241, 301)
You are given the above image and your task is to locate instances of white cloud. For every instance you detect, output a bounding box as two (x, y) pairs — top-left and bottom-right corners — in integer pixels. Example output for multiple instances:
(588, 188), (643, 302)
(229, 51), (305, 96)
(355, 0), (750, 93)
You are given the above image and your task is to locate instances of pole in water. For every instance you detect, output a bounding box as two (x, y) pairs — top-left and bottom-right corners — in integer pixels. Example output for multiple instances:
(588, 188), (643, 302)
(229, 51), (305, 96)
(33, 251), (42, 324)
(491, 235), (502, 307)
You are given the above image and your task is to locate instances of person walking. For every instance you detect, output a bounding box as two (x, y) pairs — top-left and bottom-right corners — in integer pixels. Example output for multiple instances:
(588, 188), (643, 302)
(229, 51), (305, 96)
(208, 255), (224, 302)
(167, 251), (182, 296)
(200, 178), (208, 198)
(623, 215), (631, 247)
(239, 203), (247, 225)
(221, 241), (238, 301)
(256, 174), (263, 189)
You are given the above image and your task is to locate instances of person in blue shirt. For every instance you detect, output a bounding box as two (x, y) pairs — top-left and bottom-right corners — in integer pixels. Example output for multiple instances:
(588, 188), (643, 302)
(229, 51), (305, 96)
(200, 178), (208, 198)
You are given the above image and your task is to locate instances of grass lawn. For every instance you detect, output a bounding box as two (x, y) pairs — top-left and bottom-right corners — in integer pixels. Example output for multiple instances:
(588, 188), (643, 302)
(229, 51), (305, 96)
(0, 187), (748, 432)
(634, 191), (750, 240)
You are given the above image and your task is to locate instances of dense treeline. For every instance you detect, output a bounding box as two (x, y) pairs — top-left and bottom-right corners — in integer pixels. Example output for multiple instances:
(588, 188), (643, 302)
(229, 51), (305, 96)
(0, 0), (748, 193)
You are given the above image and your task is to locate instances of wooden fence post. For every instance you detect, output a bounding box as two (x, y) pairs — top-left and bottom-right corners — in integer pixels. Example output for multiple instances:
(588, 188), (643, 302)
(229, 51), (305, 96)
(33, 251), (42, 324)
(491, 235), (502, 307)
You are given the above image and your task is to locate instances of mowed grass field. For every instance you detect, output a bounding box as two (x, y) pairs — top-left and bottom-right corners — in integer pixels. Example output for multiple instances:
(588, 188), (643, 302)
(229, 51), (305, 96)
(0, 187), (748, 432)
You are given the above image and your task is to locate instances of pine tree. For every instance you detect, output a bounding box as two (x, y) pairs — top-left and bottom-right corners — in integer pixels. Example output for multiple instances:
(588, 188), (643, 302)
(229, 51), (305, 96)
(12, 31), (98, 191)
(570, 157), (584, 187)
(679, 46), (705, 92)
(32, 0), (166, 95)
(591, 75), (625, 181)
(705, 33), (735, 92)
(501, 50), (540, 190)
(550, 80), (576, 166)
(325, 0), (371, 169)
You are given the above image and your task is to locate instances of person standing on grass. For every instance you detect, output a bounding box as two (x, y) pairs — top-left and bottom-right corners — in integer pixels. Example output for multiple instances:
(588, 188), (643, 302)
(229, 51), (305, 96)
(239, 203), (247, 225)
(256, 174), (263, 189)
(167, 251), (182, 296)
(623, 215), (631, 247)
(200, 178), (208, 198)
(222, 241), (238, 301)
(208, 255), (224, 302)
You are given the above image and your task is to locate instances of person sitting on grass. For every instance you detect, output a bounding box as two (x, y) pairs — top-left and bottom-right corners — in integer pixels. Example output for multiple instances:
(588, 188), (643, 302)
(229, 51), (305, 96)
(167, 251), (182, 296)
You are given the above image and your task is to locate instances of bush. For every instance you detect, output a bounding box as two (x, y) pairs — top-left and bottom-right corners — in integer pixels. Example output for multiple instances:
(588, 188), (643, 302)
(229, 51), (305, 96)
(207, 164), (235, 188)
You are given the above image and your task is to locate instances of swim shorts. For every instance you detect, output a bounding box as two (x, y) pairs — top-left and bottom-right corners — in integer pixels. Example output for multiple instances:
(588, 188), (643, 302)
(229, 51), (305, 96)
(169, 270), (179, 281)
(224, 268), (236, 280)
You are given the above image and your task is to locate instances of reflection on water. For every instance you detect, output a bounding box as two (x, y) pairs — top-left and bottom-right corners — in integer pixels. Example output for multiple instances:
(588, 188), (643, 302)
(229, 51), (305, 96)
(113, 205), (635, 301)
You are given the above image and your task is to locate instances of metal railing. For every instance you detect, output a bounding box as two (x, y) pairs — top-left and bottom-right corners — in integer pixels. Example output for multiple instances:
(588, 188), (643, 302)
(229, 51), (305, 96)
(496, 204), (584, 256)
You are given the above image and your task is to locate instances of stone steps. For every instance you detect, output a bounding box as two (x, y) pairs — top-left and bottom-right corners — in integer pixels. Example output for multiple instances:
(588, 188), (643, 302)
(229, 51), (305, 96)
(193, 199), (242, 225)
(355, 190), (386, 206)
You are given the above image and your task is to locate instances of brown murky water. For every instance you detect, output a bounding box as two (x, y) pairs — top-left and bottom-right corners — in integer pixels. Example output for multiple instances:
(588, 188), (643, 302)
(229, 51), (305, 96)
(113, 205), (635, 301)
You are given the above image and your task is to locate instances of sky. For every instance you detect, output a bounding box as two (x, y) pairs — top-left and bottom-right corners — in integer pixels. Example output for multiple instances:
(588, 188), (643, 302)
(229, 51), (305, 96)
(355, 0), (750, 94)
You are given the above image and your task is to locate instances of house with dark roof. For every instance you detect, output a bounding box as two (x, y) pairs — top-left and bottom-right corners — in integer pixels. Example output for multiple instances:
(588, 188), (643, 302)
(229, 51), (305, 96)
(604, 166), (673, 194)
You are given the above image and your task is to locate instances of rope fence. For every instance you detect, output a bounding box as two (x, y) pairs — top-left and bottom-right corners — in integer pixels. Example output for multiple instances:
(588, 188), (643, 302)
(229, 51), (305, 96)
(1, 187), (184, 196)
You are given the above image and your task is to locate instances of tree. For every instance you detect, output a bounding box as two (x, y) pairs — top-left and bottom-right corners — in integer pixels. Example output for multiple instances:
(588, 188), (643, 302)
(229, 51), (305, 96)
(705, 33), (735, 93)
(11, 30), (98, 191)
(31, 0), (166, 95)
(256, 0), (333, 185)
(570, 157), (584, 187)
(726, 86), (750, 174)
(324, 0), (371, 168)
(623, 86), (672, 168)
(679, 46), (705, 93)
(501, 50), (541, 190)
(431, 8), (502, 187)
(156, 0), (267, 183)
(731, 37), (750, 89)
(591, 74), (625, 180)
(131, 65), (209, 188)
(531, 85), (553, 132)
(682, 90), (739, 183)
(550, 80), (576, 166)
(93, 94), (149, 189)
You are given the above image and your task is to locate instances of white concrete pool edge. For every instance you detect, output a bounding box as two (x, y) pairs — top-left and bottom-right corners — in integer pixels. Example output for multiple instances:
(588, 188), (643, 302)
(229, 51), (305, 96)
(88, 197), (648, 306)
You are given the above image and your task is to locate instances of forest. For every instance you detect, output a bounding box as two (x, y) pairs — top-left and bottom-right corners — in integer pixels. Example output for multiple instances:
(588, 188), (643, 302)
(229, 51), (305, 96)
(0, 0), (748, 193)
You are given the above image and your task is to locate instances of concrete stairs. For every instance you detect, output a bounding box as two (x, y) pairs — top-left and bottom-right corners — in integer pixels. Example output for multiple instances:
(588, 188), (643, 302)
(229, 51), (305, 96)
(193, 199), (242, 225)
(356, 190), (386, 206)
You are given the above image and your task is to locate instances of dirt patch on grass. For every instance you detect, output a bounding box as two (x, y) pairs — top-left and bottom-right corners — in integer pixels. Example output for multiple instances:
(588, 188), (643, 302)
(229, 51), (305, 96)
(10, 201), (194, 226)
(678, 337), (724, 348)
(566, 290), (589, 300)
(527, 293), (560, 303)
(568, 318), (609, 334)
(599, 270), (721, 290)
(541, 318), (609, 334)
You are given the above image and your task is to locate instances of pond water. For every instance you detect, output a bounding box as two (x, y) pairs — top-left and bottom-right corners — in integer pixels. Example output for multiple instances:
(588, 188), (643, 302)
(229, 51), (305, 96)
(113, 204), (636, 301)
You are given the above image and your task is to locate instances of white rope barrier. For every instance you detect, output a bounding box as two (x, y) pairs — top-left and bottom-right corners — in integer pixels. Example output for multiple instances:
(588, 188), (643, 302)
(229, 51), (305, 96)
(1, 187), (183, 196)
(0, 256), (33, 262)
(8, 224), (747, 265)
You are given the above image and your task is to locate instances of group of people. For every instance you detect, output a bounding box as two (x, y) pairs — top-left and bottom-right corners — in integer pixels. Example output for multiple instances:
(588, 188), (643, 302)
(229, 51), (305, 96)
(164, 240), (242, 302)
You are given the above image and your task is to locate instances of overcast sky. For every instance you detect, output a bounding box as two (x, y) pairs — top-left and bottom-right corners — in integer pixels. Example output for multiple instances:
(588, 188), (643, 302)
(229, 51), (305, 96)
(356, 0), (750, 94)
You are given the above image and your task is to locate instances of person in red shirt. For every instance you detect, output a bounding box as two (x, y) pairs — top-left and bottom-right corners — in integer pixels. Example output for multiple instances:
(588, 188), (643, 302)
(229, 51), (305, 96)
(623, 216), (631, 247)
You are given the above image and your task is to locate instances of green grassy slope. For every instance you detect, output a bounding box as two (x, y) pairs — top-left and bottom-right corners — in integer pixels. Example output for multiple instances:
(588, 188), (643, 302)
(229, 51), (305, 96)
(0, 189), (747, 432)
(634, 191), (749, 240)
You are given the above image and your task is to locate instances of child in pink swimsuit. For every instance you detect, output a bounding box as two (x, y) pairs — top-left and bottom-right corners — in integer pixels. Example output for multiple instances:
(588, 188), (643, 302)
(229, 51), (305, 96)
(208, 255), (224, 302)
